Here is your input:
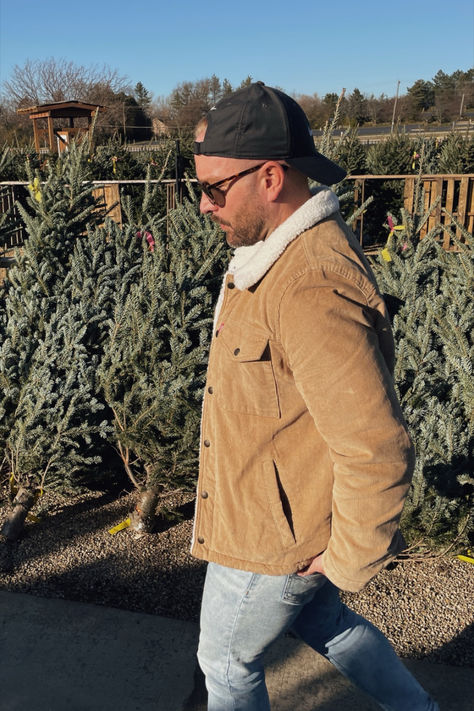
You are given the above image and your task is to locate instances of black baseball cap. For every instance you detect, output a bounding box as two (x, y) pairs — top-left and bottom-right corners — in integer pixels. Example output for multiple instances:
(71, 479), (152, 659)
(193, 82), (346, 185)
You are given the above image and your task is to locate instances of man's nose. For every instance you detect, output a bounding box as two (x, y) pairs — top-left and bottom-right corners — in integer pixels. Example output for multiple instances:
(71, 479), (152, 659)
(200, 191), (217, 215)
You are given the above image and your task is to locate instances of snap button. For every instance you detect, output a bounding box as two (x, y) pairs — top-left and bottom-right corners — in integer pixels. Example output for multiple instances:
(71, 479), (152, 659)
(198, 536), (205, 544)
(204, 440), (211, 447)
(201, 490), (209, 499)
(234, 348), (240, 356)
(227, 282), (235, 289)
(208, 386), (214, 394)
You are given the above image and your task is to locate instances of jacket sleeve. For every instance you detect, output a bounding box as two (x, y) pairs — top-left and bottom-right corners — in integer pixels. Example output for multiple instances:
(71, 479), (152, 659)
(278, 267), (414, 591)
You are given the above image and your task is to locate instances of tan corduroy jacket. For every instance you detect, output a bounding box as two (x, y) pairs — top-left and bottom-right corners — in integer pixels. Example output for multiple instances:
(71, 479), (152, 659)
(191, 189), (414, 592)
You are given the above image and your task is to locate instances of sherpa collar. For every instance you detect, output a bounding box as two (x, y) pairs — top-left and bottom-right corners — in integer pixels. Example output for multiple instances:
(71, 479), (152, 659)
(212, 188), (339, 328)
(228, 187), (339, 291)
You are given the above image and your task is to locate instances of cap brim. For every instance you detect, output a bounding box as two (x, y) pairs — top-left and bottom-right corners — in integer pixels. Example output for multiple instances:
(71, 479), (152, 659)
(287, 154), (346, 185)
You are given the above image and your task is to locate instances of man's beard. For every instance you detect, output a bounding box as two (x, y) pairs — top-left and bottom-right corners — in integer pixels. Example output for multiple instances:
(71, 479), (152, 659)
(213, 203), (267, 248)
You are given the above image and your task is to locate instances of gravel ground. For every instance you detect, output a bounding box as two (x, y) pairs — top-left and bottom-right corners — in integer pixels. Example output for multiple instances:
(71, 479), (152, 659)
(0, 487), (472, 668)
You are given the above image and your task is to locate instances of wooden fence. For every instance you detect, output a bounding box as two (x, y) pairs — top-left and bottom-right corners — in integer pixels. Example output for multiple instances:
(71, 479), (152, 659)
(1, 175), (473, 266)
(0, 180), (183, 279)
(347, 174), (474, 250)
(0, 183), (28, 251)
(403, 175), (473, 247)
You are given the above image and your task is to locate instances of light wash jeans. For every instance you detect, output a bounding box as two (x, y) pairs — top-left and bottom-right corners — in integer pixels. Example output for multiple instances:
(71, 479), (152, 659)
(198, 563), (439, 711)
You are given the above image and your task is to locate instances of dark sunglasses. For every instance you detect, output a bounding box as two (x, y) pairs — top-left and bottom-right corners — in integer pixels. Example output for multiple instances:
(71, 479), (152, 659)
(198, 163), (288, 207)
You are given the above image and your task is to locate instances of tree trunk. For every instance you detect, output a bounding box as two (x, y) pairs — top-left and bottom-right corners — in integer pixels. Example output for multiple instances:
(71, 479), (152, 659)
(1, 487), (36, 542)
(129, 485), (162, 533)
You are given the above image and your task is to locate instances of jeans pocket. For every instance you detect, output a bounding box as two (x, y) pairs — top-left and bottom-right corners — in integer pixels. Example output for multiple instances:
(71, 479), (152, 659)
(281, 573), (327, 605)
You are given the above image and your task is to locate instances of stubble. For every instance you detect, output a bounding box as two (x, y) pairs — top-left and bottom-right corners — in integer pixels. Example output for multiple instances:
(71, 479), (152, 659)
(213, 198), (268, 248)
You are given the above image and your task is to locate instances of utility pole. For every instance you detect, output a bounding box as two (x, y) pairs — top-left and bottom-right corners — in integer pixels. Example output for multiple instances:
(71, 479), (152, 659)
(391, 80), (400, 135)
(459, 93), (465, 119)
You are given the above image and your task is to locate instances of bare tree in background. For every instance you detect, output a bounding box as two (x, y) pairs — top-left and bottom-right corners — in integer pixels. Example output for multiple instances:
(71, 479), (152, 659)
(3, 57), (129, 106)
(0, 58), (143, 143)
(296, 93), (325, 128)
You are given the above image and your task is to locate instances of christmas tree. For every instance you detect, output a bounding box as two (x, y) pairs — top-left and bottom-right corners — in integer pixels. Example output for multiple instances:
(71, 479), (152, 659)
(371, 186), (473, 553)
(437, 133), (474, 174)
(335, 127), (367, 175)
(0, 140), (110, 539)
(97, 188), (227, 531)
(312, 98), (373, 229)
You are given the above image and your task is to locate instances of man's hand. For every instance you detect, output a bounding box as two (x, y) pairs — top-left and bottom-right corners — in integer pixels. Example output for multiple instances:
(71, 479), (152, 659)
(297, 553), (326, 577)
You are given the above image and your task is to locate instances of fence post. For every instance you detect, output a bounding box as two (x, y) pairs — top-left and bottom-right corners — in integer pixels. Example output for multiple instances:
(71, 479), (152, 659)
(352, 178), (365, 245)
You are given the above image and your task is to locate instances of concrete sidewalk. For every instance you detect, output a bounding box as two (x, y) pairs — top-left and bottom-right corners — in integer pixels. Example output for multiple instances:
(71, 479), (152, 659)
(0, 590), (471, 711)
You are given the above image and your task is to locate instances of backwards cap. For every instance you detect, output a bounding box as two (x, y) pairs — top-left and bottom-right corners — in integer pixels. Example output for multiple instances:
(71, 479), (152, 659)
(194, 81), (346, 185)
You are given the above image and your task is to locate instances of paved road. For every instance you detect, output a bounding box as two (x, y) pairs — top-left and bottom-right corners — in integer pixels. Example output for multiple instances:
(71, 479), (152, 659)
(1, 590), (472, 711)
(312, 121), (473, 142)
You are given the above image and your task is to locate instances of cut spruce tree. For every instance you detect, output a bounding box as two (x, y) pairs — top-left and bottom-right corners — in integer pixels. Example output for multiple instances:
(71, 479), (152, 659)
(0, 140), (110, 539)
(97, 191), (227, 531)
(1, 297), (110, 540)
(371, 186), (474, 553)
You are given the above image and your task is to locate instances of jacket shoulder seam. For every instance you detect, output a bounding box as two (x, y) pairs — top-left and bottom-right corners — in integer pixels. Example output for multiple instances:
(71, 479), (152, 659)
(273, 261), (374, 343)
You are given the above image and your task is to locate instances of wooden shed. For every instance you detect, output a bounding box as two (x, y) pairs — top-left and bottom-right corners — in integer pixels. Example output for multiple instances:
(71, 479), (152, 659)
(17, 100), (106, 154)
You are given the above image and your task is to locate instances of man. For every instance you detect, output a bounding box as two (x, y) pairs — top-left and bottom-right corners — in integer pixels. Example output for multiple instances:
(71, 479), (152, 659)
(191, 82), (438, 710)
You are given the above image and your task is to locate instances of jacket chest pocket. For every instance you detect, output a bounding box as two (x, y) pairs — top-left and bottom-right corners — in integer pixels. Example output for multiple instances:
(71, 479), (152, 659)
(214, 329), (280, 418)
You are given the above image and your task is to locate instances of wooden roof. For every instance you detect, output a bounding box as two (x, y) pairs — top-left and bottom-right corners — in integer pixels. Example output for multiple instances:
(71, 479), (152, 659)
(17, 100), (107, 118)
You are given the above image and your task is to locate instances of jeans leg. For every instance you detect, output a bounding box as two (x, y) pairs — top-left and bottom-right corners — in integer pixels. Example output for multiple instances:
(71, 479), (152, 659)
(292, 580), (439, 711)
(198, 563), (326, 711)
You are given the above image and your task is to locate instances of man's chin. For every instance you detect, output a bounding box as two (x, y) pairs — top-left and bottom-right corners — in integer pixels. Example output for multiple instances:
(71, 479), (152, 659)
(225, 233), (239, 247)
(212, 217), (262, 247)
(212, 219), (236, 245)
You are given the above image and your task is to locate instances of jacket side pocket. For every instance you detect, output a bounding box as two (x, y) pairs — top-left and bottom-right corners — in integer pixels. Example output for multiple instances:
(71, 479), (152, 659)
(262, 461), (296, 549)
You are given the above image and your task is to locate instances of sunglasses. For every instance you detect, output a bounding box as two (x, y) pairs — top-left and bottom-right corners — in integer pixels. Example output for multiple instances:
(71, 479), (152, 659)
(198, 163), (288, 207)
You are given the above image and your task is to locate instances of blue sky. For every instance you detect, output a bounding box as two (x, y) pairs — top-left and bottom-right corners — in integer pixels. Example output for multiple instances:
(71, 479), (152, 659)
(0, 0), (473, 101)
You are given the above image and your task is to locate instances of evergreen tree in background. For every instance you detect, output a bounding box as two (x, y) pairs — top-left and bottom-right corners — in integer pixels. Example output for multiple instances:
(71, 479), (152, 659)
(87, 136), (144, 180)
(97, 188), (227, 531)
(366, 133), (413, 175)
(362, 134), (415, 244)
(134, 82), (152, 113)
(411, 137), (440, 174)
(1, 296), (109, 541)
(437, 133), (474, 174)
(0, 138), (228, 537)
(347, 88), (369, 125)
(0, 140), (110, 538)
(371, 190), (473, 552)
(314, 100), (373, 229)
(335, 128), (367, 175)
(406, 79), (435, 118)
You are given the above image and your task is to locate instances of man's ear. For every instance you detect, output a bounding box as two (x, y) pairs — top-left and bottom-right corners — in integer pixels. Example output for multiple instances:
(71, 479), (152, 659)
(259, 162), (287, 202)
